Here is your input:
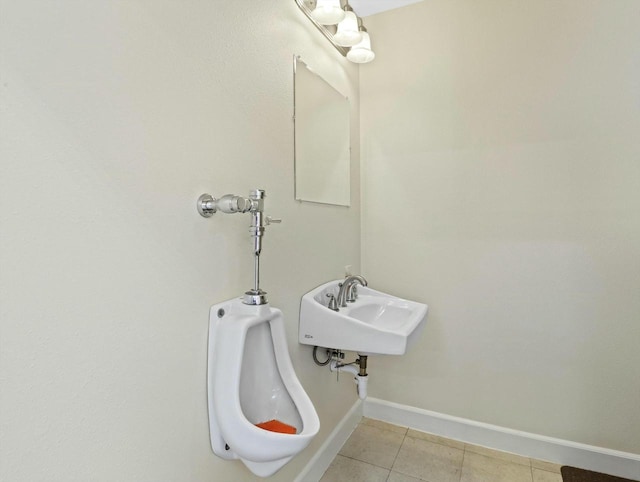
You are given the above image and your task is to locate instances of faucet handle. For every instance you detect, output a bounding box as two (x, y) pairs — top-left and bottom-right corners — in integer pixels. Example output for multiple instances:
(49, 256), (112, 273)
(326, 293), (339, 311)
(265, 216), (282, 225)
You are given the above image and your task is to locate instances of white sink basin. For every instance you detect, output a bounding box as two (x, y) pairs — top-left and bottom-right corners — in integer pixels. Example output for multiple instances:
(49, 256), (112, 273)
(298, 280), (428, 355)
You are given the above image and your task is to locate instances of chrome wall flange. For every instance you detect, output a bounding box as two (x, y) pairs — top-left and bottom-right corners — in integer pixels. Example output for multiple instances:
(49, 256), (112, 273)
(197, 194), (217, 217)
(243, 290), (269, 306)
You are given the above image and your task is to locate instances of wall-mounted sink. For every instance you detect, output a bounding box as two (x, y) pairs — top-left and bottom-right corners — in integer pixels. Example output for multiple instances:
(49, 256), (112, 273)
(299, 280), (428, 355)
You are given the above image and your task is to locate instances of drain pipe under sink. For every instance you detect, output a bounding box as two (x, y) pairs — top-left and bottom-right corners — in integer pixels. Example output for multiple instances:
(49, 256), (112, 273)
(329, 355), (369, 400)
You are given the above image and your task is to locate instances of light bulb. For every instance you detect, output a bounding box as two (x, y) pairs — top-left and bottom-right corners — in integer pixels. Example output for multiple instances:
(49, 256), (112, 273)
(311, 0), (345, 25)
(347, 31), (375, 63)
(334, 11), (362, 47)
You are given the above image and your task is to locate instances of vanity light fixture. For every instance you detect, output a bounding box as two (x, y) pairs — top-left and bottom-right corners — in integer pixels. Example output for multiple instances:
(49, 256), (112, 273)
(310, 0), (345, 25)
(334, 3), (362, 47)
(295, 0), (376, 63)
(346, 19), (375, 63)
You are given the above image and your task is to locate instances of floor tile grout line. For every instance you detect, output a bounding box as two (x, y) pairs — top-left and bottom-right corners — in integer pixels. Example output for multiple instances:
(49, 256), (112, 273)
(357, 423), (408, 472)
(384, 431), (405, 481)
(464, 443), (535, 469)
(385, 467), (399, 482)
(388, 431), (429, 482)
(338, 453), (395, 472)
(344, 422), (409, 472)
(459, 447), (467, 482)
(389, 429), (408, 471)
(392, 431), (467, 482)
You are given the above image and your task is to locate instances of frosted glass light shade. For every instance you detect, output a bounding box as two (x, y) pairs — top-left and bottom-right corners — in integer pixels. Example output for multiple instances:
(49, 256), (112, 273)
(311, 0), (345, 25)
(347, 32), (375, 63)
(334, 11), (362, 47)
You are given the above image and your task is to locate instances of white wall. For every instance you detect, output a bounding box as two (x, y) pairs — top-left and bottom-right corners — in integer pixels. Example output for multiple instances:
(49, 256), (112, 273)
(0, 1), (360, 481)
(361, 0), (640, 454)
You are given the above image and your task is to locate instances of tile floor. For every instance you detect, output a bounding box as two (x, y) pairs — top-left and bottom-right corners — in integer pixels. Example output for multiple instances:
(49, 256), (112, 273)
(320, 418), (563, 482)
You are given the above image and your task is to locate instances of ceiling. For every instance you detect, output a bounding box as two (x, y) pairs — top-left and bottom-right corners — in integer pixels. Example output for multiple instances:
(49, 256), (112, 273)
(349, 0), (424, 17)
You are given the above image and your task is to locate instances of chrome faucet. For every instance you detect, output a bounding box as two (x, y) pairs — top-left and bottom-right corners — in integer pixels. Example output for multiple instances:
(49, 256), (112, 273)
(337, 275), (368, 308)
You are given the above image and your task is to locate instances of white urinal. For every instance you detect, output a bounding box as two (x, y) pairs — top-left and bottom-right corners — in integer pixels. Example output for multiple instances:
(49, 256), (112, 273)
(207, 298), (320, 477)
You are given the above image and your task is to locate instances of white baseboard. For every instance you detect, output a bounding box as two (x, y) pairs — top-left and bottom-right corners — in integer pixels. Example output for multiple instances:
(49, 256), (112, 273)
(364, 398), (640, 481)
(294, 399), (363, 482)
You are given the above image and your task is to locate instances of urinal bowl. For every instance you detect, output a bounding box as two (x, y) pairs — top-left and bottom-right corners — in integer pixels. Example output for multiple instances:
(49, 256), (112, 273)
(207, 299), (320, 477)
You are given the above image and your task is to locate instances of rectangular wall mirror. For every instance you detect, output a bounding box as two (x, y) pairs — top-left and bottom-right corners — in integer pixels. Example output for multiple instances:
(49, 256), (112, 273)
(294, 56), (351, 206)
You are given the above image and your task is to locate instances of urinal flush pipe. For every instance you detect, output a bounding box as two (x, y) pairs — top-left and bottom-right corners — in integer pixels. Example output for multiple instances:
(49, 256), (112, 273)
(330, 354), (369, 400)
(196, 189), (281, 306)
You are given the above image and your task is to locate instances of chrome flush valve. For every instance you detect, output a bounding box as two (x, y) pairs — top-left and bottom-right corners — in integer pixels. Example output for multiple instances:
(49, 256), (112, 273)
(197, 193), (254, 216)
(197, 189), (281, 305)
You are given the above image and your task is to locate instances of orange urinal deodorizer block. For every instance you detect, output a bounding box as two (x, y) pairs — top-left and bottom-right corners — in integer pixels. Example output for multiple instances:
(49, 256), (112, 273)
(255, 419), (297, 434)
